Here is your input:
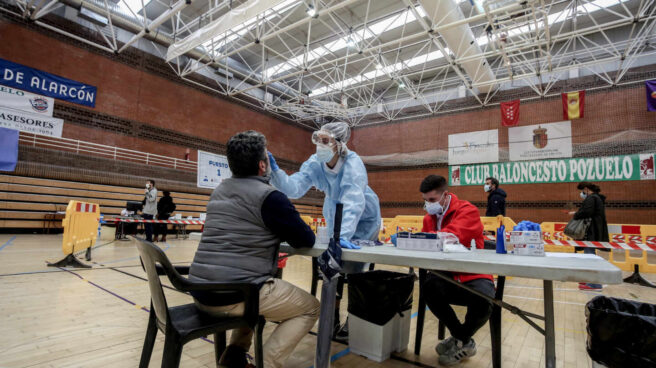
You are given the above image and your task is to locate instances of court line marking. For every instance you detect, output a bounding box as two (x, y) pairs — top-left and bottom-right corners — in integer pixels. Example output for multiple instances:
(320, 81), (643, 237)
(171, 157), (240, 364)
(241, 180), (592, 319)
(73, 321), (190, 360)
(97, 242), (171, 265)
(0, 261), (190, 277)
(0, 236), (16, 252)
(59, 267), (214, 346)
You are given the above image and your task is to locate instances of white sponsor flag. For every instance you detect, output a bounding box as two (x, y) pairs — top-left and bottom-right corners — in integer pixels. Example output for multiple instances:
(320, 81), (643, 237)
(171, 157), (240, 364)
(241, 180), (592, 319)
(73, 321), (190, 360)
(0, 84), (54, 116)
(509, 121), (572, 161)
(0, 106), (63, 137)
(197, 150), (232, 189)
(448, 129), (499, 165)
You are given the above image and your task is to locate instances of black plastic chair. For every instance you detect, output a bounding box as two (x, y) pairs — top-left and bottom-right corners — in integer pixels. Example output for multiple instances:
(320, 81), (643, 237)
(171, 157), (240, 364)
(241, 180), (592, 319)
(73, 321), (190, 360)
(134, 238), (265, 368)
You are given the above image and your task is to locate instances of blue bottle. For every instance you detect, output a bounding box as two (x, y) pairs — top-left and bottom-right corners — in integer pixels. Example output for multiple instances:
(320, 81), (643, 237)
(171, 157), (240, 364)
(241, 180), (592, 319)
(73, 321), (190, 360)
(496, 225), (507, 254)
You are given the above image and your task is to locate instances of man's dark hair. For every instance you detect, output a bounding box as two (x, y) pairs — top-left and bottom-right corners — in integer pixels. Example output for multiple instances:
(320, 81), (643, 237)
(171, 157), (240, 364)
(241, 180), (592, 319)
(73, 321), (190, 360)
(577, 182), (601, 193)
(147, 179), (156, 187)
(227, 130), (268, 177)
(163, 191), (171, 196)
(420, 175), (447, 193)
(486, 177), (499, 188)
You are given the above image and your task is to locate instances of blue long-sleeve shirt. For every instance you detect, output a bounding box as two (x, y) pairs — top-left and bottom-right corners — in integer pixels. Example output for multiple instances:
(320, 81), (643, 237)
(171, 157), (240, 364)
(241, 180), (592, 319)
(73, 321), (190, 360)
(261, 190), (315, 248)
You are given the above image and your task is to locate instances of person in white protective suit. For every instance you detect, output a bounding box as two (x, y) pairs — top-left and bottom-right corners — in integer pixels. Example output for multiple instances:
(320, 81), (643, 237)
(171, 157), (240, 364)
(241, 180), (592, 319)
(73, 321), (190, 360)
(267, 121), (381, 341)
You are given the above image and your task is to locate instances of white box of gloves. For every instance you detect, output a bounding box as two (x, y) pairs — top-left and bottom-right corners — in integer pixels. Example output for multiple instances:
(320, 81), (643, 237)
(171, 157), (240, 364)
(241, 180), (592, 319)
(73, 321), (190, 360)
(396, 232), (442, 252)
(316, 226), (331, 244)
(348, 309), (411, 362)
(508, 231), (545, 256)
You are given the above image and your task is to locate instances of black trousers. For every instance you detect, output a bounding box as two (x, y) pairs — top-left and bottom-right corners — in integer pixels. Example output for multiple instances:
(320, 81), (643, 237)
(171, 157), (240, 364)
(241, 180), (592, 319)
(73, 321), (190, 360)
(422, 272), (495, 342)
(154, 214), (169, 239)
(143, 214), (154, 241)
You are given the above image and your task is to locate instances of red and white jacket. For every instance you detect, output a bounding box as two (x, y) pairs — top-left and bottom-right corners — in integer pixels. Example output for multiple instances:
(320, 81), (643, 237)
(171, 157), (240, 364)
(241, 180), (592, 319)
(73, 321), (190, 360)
(422, 193), (494, 283)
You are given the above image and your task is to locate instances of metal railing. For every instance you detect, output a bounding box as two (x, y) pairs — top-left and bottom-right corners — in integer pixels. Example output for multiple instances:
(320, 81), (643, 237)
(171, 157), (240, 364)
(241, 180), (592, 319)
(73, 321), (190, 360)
(18, 132), (197, 172)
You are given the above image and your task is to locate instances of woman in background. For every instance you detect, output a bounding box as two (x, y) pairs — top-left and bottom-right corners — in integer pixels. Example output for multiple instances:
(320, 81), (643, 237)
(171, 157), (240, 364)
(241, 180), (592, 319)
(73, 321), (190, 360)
(570, 182), (609, 290)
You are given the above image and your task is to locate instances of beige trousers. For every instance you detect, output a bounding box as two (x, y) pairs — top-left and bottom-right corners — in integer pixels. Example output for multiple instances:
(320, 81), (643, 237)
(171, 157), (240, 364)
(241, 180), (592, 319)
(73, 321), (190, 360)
(195, 278), (320, 368)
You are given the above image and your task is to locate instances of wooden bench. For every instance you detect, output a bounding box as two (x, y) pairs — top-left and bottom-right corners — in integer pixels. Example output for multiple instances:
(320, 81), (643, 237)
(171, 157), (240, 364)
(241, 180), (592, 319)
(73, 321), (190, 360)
(0, 175), (323, 230)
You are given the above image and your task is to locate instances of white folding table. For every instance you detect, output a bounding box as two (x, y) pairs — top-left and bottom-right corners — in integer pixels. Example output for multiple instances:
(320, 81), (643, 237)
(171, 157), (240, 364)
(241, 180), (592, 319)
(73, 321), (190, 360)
(279, 244), (622, 368)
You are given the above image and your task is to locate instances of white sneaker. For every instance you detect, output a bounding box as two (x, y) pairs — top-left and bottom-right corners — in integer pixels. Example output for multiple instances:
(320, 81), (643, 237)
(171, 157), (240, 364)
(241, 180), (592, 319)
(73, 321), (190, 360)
(438, 338), (477, 366)
(435, 336), (456, 355)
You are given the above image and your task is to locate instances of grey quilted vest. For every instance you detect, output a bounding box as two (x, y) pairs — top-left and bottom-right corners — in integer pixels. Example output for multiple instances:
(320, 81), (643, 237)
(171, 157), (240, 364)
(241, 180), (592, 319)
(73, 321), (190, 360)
(189, 176), (280, 285)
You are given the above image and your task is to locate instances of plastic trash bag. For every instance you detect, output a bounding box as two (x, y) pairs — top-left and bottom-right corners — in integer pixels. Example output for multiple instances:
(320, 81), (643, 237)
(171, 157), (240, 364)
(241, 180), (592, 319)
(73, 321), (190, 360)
(347, 270), (416, 326)
(585, 296), (656, 368)
(351, 239), (383, 247)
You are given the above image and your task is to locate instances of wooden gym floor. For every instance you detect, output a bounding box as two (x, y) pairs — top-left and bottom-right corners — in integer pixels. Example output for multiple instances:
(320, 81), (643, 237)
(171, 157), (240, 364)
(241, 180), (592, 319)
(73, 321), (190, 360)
(1, 233), (655, 368)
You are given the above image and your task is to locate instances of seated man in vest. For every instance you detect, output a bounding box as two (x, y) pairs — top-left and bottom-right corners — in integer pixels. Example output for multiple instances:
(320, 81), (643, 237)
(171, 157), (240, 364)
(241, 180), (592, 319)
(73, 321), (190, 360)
(189, 131), (319, 368)
(418, 175), (494, 366)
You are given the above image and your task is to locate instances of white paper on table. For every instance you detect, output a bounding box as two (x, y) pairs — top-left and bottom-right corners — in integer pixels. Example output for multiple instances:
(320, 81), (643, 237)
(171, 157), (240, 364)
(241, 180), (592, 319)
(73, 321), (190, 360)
(545, 253), (602, 259)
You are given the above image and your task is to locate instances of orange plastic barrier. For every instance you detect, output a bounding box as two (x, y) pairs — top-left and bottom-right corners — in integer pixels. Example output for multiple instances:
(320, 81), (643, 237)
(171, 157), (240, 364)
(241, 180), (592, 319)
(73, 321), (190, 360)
(480, 216), (503, 232)
(47, 200), (100, 268)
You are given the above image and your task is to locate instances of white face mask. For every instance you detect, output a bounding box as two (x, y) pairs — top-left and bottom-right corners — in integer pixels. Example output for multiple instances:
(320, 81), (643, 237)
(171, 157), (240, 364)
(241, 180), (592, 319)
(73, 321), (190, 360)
(484, 184), (491, 192)
(146, 183), (151, 189)
(316, 145), (335, 162)
(424, 201), (444, 216)
(580, 191), (587, 199)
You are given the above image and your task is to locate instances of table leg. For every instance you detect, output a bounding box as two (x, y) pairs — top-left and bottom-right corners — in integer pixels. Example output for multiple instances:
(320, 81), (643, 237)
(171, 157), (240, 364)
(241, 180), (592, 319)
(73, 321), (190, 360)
(543, 280), (556, 368)
(491, 276), (505, 368)
(414, 269), (427, 355)
(315, 277), (338, 368)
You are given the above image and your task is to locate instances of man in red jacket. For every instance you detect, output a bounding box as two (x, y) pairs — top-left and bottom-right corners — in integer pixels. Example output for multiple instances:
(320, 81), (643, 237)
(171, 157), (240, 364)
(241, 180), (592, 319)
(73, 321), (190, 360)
(419, 175), (494, 366)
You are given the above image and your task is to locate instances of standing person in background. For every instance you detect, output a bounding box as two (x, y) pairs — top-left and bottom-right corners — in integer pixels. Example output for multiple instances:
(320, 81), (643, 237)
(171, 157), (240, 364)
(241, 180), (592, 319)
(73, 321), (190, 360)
(267, 122), (381, 342)
(484, 177), (506, 217)
(569, 182), (609, 291)
(142, 179), (157, 242)
(154, 191), (176, 242)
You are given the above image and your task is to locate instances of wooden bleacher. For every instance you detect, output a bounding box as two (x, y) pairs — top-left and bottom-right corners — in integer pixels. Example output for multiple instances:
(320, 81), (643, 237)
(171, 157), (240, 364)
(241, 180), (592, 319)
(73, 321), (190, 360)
(0, 175), (323, 231)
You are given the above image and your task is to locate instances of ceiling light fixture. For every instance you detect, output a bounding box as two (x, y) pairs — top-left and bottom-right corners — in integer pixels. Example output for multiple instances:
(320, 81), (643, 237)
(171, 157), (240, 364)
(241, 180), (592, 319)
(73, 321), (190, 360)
(306, 5), (316, 17)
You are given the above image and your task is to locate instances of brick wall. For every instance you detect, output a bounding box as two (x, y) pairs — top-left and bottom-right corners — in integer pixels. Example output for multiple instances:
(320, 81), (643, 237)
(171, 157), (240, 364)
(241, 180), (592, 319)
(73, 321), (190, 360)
(0, 19), (314, 164)
(354, 87), (656, 225)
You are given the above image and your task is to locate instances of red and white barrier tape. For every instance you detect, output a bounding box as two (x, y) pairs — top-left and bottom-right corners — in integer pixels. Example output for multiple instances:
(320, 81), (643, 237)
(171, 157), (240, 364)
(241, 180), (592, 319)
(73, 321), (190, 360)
(109, 218), (204, 225)
(484, 234), (656, 252)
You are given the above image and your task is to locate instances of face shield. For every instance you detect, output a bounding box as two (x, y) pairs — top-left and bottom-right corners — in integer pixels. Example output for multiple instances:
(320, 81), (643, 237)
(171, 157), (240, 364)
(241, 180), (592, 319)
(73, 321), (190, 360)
(312, 130), (337, 148)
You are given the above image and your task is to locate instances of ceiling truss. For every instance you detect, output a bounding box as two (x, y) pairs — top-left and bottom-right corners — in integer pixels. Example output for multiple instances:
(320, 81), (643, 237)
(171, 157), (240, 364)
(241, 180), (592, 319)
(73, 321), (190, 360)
(2, 0), (655, 128)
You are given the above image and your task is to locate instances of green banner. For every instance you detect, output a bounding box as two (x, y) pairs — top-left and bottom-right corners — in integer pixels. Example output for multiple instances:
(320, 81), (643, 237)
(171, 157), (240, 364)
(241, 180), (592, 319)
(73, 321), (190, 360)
(449, 153), (655, 186)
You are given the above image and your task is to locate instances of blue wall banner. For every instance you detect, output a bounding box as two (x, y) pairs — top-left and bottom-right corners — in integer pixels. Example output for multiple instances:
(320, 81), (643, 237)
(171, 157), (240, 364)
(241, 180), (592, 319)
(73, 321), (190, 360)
(0, 127), (19, 172)
(0, 58), (97, 107)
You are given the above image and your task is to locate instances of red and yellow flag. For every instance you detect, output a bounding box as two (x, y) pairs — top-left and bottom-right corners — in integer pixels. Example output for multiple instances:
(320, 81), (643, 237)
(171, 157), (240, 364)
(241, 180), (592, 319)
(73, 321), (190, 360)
(562, 90), (585, 119)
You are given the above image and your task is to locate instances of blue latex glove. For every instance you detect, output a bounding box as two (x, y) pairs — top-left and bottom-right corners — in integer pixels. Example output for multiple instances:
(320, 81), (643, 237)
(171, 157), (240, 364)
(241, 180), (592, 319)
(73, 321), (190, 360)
(391, 233), (398, 246)
(267, 151), (280, 172)
(339, 238), (361, 249)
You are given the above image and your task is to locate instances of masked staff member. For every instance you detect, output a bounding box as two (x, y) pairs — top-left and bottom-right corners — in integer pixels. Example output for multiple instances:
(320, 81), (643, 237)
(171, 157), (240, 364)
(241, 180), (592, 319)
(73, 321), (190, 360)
(419, 175), (494, 366)
(267, 122), (381, 341)
(142, 179), (157, 242)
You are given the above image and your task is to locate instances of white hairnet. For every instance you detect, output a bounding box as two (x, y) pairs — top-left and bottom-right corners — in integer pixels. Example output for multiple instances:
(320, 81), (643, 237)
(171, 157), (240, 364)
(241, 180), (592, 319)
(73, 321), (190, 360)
(320, 122), (351, 143)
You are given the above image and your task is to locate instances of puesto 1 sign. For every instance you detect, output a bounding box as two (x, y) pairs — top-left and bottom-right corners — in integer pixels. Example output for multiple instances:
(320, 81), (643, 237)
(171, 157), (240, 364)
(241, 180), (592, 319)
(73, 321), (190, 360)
(449, 153), (655, 186)
(0, 58), (97, 108)
(197, 150), (232, 189)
